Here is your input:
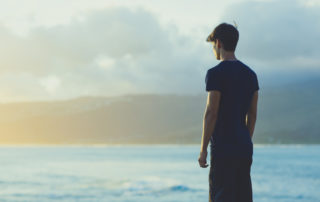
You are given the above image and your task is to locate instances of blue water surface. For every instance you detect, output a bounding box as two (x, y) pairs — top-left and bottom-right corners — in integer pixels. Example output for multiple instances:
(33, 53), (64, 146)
(0, 144), (319, 202)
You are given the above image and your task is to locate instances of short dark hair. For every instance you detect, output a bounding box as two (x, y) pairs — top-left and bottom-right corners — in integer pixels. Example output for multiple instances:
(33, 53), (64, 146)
(206, 23), (239, 52)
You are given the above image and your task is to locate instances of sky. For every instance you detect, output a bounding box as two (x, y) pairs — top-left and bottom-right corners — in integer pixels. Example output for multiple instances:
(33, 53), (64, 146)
(0, 0), (319, 102)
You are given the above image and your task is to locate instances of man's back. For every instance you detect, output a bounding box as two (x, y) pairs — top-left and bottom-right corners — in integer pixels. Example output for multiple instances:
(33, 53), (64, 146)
(200, 22), (258, 202)
(205, 60), (259, 158)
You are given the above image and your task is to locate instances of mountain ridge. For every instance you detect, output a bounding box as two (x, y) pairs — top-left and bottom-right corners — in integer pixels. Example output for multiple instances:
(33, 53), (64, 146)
(0, 78), (319, 144)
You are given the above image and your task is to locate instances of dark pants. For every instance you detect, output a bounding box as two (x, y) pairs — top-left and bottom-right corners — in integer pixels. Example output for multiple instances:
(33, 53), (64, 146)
(209, 156), (253, 202)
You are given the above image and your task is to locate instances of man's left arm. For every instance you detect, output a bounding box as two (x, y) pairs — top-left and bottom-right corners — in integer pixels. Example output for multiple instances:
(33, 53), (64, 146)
(198, 90), (221, 168)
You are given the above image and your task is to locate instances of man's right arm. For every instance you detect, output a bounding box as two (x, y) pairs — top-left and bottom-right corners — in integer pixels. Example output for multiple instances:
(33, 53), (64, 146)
(246, 91), (259, 139)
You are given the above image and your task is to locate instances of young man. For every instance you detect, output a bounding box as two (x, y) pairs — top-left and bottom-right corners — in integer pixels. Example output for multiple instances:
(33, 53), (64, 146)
(198, 23), (259, 202)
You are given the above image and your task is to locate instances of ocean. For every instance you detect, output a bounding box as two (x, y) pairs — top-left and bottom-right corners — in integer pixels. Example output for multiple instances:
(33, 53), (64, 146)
(0, 145), (319, 202)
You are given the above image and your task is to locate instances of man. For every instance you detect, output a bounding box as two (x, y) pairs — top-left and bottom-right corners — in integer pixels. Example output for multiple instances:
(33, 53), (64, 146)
(198, 23), (259, 202)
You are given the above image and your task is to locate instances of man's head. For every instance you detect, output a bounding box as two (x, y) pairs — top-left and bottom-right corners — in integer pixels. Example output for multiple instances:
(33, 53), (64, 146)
(206, 23), (239, 60)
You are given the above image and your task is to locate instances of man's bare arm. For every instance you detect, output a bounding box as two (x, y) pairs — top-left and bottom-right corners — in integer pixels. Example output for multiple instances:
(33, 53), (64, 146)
(200, 91), (221, 153)
(246, 90), (258, 139)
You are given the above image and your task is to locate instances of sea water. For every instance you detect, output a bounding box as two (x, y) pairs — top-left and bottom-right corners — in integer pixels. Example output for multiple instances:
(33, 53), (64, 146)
(0, 145), (319, 202)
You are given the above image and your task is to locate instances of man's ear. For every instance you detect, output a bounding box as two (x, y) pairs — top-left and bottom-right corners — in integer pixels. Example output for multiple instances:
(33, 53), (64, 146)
(216, 39), (223, 49)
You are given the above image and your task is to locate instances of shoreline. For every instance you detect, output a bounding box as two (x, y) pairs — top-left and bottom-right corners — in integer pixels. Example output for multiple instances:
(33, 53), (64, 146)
(0, 143), (320, 147)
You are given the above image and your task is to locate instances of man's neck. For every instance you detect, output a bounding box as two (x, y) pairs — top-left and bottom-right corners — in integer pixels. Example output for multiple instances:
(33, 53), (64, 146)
(220, 51), (237, 61)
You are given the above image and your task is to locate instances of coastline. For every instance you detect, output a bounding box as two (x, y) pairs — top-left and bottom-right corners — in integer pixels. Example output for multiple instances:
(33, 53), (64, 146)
(0, 143), (319, 147)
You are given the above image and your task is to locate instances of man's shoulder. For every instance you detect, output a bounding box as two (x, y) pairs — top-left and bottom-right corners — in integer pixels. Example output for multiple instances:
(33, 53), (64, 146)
(207, 60), (257, 77)
(207, 63), (223, 74)
(238, 61), (257, 76)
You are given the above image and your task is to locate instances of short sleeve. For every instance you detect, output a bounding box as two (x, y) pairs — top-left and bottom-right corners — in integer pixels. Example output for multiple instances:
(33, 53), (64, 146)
(252, 72), (260, 91)
(205, 69), (222, 92)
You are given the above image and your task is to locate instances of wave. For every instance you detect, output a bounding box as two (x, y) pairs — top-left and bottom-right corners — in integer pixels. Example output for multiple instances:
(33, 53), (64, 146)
(110, 176), (201, 196)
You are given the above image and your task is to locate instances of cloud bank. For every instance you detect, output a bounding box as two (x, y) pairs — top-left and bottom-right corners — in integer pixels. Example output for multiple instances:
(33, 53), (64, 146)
(0, 0), (319, 102)
(219, 0), (320, 72)
(0, 6), (209, 102)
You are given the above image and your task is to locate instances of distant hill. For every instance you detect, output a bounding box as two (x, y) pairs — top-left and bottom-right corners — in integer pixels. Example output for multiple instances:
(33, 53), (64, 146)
(256, 77), (320, 143)
(0, 78), (319, 144)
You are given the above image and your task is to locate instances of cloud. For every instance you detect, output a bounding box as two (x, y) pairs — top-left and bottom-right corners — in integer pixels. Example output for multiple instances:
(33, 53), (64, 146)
(218, 0), (320, 72)
(0, 6), (209, 102)
(1, 1), (319, 102)
(300, 0), (320, 7)
(39, 75), (61, 95)
(0, 7), (173, 74)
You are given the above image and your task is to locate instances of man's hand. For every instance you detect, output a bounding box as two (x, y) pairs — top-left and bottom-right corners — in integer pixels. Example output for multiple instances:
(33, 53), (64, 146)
(198, 150), (209, 168)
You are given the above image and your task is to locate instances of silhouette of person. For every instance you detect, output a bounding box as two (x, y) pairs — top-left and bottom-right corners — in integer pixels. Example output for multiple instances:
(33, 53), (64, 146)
(198, 23), (259, 202)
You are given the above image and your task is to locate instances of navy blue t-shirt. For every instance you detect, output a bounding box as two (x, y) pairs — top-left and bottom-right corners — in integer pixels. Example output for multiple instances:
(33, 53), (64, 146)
(205, 60), (259, 158)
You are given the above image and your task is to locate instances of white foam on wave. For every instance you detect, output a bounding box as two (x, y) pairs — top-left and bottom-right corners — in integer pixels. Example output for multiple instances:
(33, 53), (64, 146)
(108, 176), (197, 196)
